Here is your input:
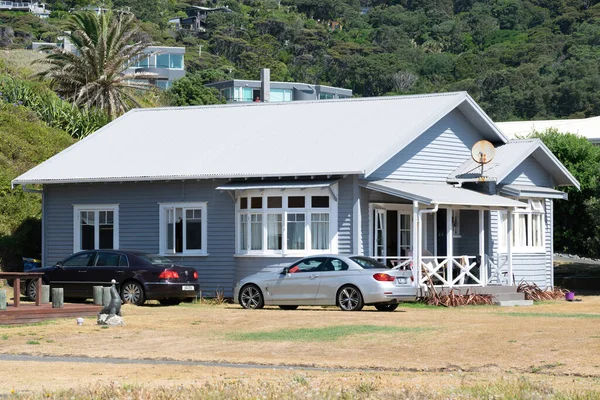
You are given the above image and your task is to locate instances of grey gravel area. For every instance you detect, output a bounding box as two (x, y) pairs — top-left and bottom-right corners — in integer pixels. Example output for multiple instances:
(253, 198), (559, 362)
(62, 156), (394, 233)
(554, 254), (600, 265)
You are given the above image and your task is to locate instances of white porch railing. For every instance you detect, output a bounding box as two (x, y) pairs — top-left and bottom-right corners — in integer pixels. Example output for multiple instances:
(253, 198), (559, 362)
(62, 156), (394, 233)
(420, 256), (483, 287)
(372, 254), (513, 288)
(485, 254), (511, 285)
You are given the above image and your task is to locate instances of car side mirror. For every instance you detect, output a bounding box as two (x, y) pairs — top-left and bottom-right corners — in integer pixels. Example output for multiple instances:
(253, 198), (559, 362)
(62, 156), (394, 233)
(281, 267), (289, 275)
(54, 262), (63, 268)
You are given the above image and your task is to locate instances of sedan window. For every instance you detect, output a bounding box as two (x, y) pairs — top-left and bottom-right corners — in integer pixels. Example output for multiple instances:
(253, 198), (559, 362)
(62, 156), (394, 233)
(118, 255), (129, 267)
(288, 257), (327, 273)
(63, 252), (96, 267)
(95, 252), (121, 267)
(350, 256), (389, 269)
(324, 259), (349, 271)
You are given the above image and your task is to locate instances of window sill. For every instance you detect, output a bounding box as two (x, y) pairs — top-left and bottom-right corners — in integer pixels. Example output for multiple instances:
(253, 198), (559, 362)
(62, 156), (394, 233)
(160, 253), (209, 257)
(498, 248), (546, 254)
(234, 253), (328, 258)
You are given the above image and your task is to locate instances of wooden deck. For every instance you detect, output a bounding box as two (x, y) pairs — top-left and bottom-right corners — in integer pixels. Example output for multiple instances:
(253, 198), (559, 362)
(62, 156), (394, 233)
(0, 302), (102, 325)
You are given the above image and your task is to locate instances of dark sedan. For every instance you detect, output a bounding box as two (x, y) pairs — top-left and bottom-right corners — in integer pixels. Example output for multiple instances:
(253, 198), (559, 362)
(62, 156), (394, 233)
(24, 250), (200, 306)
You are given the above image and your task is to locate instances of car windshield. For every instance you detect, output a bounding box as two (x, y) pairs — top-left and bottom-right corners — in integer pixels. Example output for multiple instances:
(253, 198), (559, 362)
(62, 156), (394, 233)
(350, 256), (389, 269)
(138, 254), (174, 266)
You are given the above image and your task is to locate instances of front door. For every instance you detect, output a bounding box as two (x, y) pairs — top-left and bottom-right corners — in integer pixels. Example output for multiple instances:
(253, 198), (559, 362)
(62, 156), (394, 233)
(372, 207), (412, 267)
(267, 257), (327, 305)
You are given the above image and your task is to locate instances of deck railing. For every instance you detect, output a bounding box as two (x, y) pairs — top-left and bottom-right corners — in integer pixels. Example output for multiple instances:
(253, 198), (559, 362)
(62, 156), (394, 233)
(372, 254), (513, 288)
(485, 254), (511, 285)
(420, 256), (482, 287)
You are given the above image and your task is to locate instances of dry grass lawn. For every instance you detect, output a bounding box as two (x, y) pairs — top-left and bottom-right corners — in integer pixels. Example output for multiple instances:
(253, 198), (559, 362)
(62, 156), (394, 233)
(1, 297), (600, 397)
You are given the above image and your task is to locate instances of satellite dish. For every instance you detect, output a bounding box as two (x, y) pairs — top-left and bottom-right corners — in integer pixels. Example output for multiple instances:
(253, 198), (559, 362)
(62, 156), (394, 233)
(471, 140), (495, 165)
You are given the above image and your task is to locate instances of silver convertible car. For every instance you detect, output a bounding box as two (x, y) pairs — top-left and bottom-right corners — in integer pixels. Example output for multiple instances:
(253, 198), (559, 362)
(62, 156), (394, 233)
(233, 255), (417, 312)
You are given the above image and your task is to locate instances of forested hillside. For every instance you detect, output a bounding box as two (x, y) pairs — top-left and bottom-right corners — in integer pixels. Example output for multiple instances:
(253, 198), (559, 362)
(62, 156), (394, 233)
(22, 0), (600, 121)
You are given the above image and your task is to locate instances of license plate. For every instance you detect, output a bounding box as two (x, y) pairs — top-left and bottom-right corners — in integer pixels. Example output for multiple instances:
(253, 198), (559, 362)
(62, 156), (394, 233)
(397, 277), (408, 284)
(182, 286), (194, 291)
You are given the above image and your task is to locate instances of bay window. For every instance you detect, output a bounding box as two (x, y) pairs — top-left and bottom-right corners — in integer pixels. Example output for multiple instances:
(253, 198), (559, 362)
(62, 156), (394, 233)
(159, 202), (207, 255)
(73, 205), (119, 252)
(499, 200), (545, 251)
(236, 189), (337, 255)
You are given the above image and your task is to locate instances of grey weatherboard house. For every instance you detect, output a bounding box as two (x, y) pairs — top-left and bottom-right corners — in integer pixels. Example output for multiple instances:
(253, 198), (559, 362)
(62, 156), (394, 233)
(12, 92), (579, 298)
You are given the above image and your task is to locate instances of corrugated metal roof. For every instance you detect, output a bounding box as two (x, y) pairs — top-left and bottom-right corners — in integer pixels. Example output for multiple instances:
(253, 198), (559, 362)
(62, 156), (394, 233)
(362, 180), (527, 208)
(499, 184), (568, 200)
(12, 92), (504, 186)
(448, 139), (580, 189)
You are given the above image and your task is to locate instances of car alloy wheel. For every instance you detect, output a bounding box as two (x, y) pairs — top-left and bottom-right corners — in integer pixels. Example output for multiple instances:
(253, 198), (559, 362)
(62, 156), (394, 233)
(239, 284), (264, 309)
(26, 280), (38, 302)
(338, 285), (364, 311)
(121, 281), (145, 306)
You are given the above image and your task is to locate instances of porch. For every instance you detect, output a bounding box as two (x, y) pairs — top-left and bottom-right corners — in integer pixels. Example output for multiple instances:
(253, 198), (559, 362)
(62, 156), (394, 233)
(362, 180), (527, 290)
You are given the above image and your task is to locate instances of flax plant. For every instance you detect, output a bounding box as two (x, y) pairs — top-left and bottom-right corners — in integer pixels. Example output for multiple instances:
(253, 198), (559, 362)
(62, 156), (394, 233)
(35, 11), (156, 119)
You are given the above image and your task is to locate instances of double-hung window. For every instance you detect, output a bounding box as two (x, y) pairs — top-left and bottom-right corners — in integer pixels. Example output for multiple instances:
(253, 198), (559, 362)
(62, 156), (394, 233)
(73, 205), (119, 252)
(159, 202), (207, 255)
(499, 200), (545, 251)
(236, 189), (336, 255)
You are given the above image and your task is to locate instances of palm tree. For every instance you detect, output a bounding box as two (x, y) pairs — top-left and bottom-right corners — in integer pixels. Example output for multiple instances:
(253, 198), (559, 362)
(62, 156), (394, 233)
(35, 11), (156, 119)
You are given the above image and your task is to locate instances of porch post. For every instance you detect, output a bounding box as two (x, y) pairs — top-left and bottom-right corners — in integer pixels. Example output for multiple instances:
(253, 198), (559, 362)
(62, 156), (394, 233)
(412, 201), (420, 288)
(479, 209), (486, 286)
(446, 208), (453, 286)
(507, 208), (514, 286)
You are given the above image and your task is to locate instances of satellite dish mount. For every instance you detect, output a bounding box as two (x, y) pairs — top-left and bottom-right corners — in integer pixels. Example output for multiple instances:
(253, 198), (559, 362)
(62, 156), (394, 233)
(471, 140), (495, 179)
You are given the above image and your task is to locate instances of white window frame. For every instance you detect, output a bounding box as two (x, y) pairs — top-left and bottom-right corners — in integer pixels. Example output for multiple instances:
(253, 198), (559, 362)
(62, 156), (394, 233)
(159, 202), (208, 256)
(499, 199), (545, 253)
(235, 187), (338, 256)
(73, 204), (119, 253)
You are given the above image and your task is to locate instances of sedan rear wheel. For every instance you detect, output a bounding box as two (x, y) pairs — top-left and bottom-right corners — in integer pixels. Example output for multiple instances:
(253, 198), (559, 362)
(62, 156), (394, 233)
(26, 280), (38, 302)
(239, 284), (264, 309)
(338, 285), (364, 311)
(121, 281), (145, 306)
(375, 303), (399, 312)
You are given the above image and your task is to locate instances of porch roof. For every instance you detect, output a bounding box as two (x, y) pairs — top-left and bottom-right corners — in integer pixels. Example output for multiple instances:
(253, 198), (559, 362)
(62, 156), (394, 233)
(499, 184), (568, 200)
(362, 180), (527, 208)
(215, 180), (336, 191)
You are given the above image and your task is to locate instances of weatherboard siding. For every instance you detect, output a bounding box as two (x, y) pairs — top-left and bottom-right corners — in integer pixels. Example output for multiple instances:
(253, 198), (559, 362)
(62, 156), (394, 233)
(500, 157), (552, 187)
(545, 199), (553, 288)
(337, 176), (354, 255)
(369, 109), (484, 182)
(489, 209), (551, 288)
(44, 180), (237, 297)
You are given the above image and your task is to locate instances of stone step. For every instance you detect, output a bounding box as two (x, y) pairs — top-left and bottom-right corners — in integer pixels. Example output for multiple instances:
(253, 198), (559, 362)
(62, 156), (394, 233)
(493, 292), (526, 302)
(494, 299), (534, 307)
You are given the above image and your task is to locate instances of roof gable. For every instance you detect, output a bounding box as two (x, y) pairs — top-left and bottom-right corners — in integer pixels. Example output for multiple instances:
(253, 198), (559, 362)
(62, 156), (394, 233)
(13, 92), (508, 186)
(448, 139), (580, 189)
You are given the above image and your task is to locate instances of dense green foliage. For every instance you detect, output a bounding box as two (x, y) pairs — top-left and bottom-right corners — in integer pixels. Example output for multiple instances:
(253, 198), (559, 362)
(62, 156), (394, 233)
(0, 75), (110, 138)
(166, 73), (226, 106)
(534, 130), (600, 258)
(0, 105), (73, 271)
(3, 0), (600, 119)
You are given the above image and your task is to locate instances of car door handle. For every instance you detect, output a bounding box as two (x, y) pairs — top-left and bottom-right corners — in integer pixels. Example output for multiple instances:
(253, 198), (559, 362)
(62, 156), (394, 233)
(77, 270), (86, 273)
(310, 274), (319, 279)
